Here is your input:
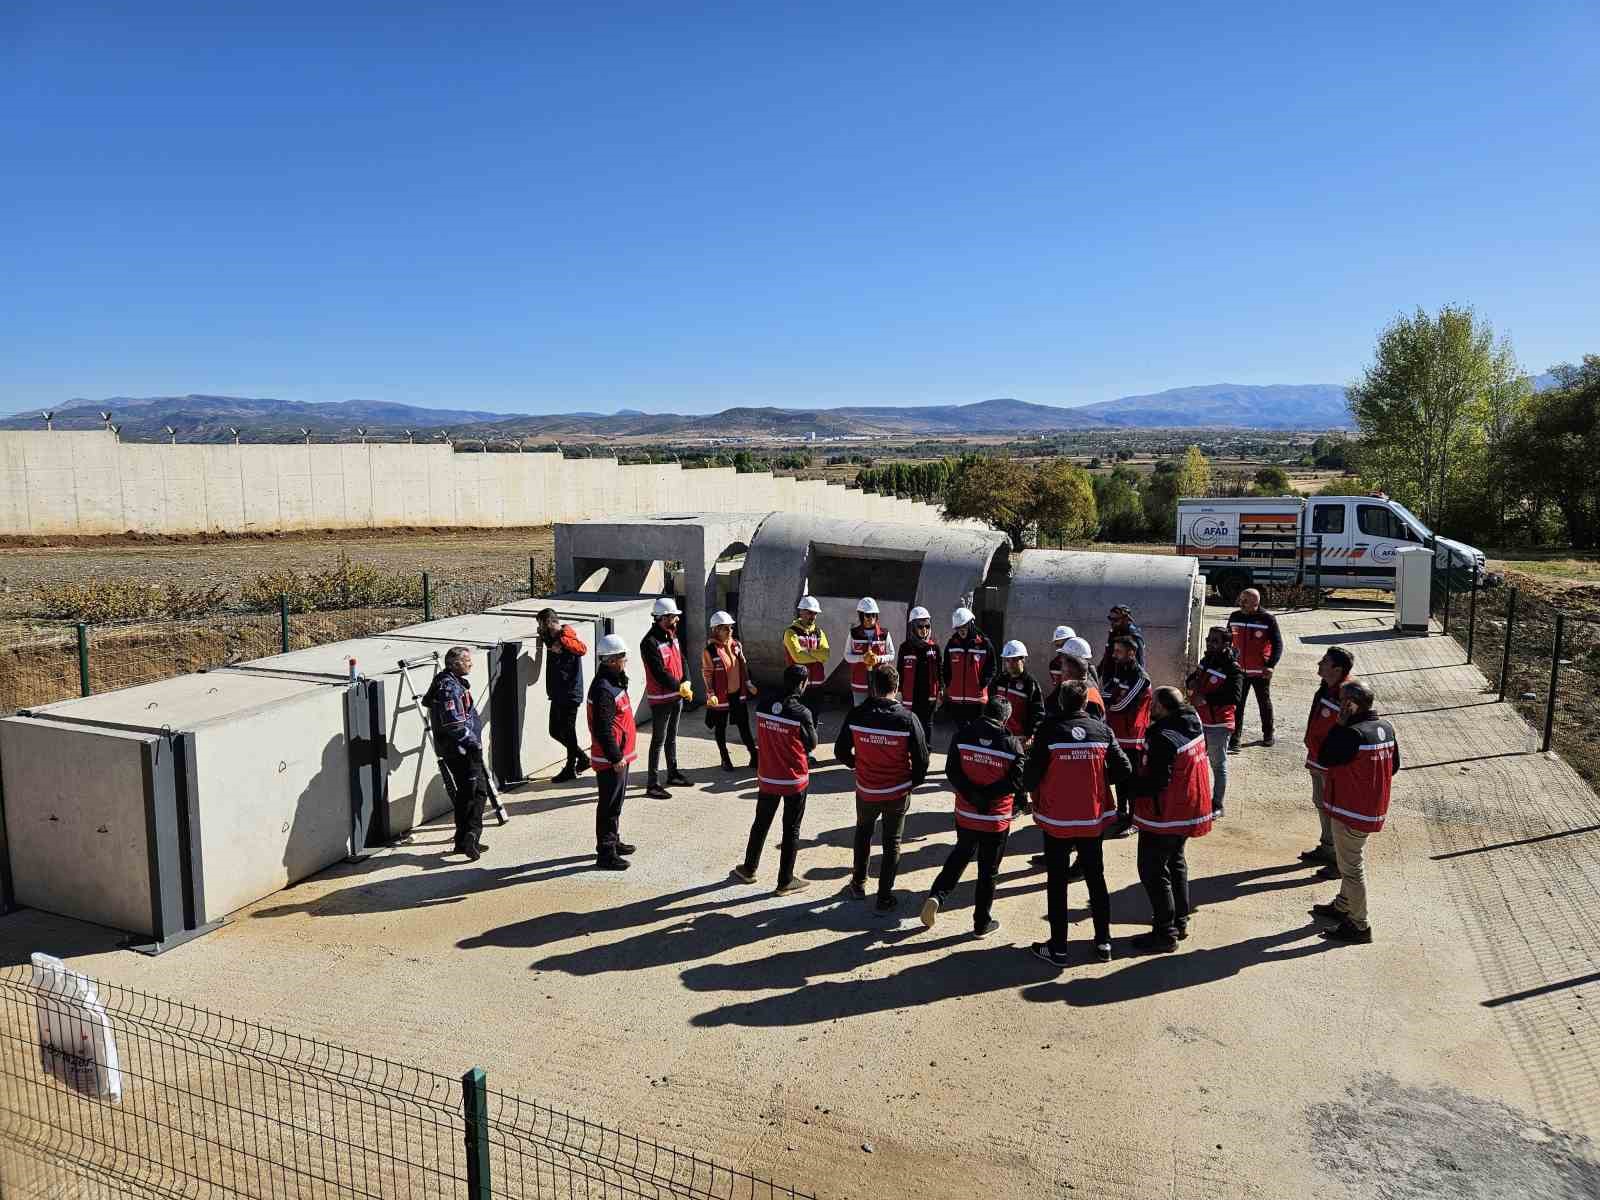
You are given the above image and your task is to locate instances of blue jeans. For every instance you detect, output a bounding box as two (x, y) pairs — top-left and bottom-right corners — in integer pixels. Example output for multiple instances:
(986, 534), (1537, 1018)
(1204, 725), (1230, 810)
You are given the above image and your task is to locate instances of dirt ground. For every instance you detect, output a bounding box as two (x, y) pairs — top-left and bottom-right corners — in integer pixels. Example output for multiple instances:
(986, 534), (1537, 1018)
(4, 603), (1597, 1198)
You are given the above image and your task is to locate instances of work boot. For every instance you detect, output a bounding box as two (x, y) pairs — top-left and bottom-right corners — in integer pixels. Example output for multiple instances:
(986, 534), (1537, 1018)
(595, 854), (630, 871)
(615, 843), (636, 856)
(645, 780), (672, 800)
(730, 864), (757, 884)
(1316, 863), (1342, 880)
(1299, 845), (1337, 865)
(774, 877), (811, 897)
(719, 751), (736, 772)
(551, 765), (578, 784)
(1322, 918), (1373, 945)
(974, 919), (1001, 938)
(1262, 734), (1276, 748)
(1132, 930), (1179, 953)
(920, 894), (942, 930)
(461, 845), (481, 862)
(1310, 901), (1347, 923)
(666, 770), (692, 788)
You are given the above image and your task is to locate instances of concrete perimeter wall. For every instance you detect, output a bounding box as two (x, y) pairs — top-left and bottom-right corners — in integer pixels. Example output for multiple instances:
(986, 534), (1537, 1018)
(0, 431), (954, 536)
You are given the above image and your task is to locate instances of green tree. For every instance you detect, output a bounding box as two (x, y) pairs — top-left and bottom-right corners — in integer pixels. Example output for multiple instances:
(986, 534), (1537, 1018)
(1252, 466), (1292, 495)
(1092, 469), (1147, 540)
(1176, 446), (1212, 497)
(1504, 356), (1600, 549)
(941, 455), (1098, 550)
(1138, 460), (1182, 542)
(1033, 460), (1099, 545)
(1347, 305), (1500, 527)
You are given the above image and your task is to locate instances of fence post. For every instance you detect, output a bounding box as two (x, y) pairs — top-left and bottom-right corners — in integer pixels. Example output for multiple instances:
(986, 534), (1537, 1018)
(422, 572), (432, 622)
(1542, 612), (1565, 754)
(279, 594), (291, 654)
(1442, 573), (1453, 635)
(529, 555), (537, 598)
(462, 1066), (491, 1200)
(76, 623), (91, 697)
(1498, 587), (1518, 703)
(1465, 571), (1478, 663)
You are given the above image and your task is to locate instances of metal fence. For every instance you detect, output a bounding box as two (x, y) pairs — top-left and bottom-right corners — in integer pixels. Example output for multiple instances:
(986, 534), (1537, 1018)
(0, 965), (810, 1200)
(1, 560), (556, 714)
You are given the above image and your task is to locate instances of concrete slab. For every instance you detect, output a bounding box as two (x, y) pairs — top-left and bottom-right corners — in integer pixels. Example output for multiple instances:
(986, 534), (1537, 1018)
(4, 602), (1598, 1198)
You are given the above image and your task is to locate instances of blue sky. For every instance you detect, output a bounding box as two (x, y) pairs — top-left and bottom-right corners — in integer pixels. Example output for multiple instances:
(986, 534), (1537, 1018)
(3, 2), (1596, 416)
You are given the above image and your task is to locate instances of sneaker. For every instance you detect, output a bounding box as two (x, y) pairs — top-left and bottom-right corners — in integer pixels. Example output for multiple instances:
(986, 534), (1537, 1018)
(1028, 942), (1070, 967)
(1093, 942), (1112, 962)
(1322, 918), (1373, 944)
(595, 854), (631, 871)
(875, 894), (899, 915)
(1131, 930), (1179, 953)
(920, 894), (942, 930)
(1107, 815), (1134, 839)
(1174, 923), (1189, 941)
(730, 864), (757, 883)
(1316, 864), (1342, 881)
(974, 919), (1001, 938)
(574, 755), (591, 776)
(1212, 804), (1225, 820)
(774, 877), (812, 896)
(1227, 739), (1241, 753)
(1299, 845), (1337, 865)
(1262, 735), (1276, 748)
(551, 766), (578, 784)
(666, 771), (692, 788)
(461, 844), (481, 862)
(645, 784), (672, 800)
(719, 757), (736, 773)
(1310, 901), (1347, 923)
(848, 880), (868, 900)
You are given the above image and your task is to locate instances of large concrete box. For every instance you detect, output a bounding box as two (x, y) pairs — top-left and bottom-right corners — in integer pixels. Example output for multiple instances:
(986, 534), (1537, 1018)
(0, 672), (361, 945)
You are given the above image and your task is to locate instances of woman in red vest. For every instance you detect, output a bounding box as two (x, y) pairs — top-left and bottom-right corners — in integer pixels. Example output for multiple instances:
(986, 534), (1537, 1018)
(701, 611), (758, 772)
(1126, 686), (1213, 952)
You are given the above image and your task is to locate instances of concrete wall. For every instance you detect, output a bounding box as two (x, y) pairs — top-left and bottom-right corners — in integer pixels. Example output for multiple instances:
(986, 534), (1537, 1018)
(0, 430), (958, 536)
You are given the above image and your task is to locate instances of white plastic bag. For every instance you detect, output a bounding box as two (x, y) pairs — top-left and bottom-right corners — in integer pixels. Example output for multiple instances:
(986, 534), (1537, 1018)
(30, 952), (123, 1102)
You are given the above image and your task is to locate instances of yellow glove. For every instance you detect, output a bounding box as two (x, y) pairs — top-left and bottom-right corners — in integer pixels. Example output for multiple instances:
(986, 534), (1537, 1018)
(678, 681), (694, 700)
(863, 649), (878, 668)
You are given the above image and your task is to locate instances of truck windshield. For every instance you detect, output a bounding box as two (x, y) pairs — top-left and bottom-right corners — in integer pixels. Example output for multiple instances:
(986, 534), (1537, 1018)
(1390, 501), (1433, 541)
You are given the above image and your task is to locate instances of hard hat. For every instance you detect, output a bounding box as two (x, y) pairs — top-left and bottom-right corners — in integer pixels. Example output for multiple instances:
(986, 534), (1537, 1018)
(908, 606), (931, 623)
(796, 595), (821, 614)
(856, 597), (879, 615)
(952, 607), (975, 628)
(709, 610), (734, 628)
(1001, 640), (1028, 659)
(652, 597), (680, 617)
(1052, 624), (1075, 643)
(597, 634), (629, 658)
(1064, 636), (1093, 658)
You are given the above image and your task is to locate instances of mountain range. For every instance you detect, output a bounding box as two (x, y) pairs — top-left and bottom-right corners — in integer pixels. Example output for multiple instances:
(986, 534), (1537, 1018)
(1, 383), (1358, 442)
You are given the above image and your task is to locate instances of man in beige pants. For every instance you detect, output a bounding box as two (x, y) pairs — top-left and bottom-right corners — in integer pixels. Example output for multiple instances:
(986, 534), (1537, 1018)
(1299, 646), (1354, 879)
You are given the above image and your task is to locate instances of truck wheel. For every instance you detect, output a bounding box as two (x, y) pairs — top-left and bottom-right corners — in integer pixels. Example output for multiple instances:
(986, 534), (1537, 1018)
(1213, 570), (1251, 606)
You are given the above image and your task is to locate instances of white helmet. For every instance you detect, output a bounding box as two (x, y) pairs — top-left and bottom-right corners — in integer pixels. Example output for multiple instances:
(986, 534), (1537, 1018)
(1001, 640), (1028, 659)
(908, 606), (931, 623)
(1064, 636), (1093, 659)
(952, 607), (975, 628)
(1052, 624), (1075, 643)
(597, 634), (629, 658)
(795, 595), (822, 614)
(709, 610), (734, 628)
(856, 597), (880, 615)
(652, 597), (680, 617)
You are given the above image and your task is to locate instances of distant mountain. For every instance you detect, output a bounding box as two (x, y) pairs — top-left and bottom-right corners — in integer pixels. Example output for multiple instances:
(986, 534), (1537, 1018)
(1, 383), (1353, 442)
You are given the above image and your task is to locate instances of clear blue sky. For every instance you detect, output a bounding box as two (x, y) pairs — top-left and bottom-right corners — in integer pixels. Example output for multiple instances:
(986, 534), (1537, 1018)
(4, 2), (1596, 416)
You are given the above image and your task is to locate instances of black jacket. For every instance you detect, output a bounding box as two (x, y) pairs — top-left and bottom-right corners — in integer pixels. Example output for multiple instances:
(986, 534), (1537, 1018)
(542, 624), (586, 705)
(945, 716), (1025, 813)
(995, 669), (1046, 740)
(1098, 620), (1147, 678)
(1022, 711), (1134, 793)
(833, 696), (931, 788)
(640, 622), (685, 694)
(1128, 707), (1205, 799)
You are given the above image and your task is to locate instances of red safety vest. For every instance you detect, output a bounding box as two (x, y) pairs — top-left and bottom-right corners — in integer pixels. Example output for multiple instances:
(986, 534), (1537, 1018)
(1104, 674), (1152, 754)
(945, 639), (991, 704)
(1132, 730), (1214, 836)
(755, 703), (809, 795)
(846, 722), (915, 804)
(1032, 725), (1117, 838)
(1229, 617), (1274, 676)
(1303, 679), (1351, 770)
(645, 637), (685, 704)
(1321, 718), (1397, 833)
(586, 682), (637, 769)
(997, 677), (1035, 739)
(847, 624), (893, 699)
(952, 738), (1018, 833)
(1193, 666), (1236, 732)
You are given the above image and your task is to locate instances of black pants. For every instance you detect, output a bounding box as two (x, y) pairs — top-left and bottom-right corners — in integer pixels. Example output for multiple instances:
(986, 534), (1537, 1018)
(911, 699), (935, 740)
(930, 824), (1010, 930)
(710, 700), (756, 761)
(800, 690), (824, 734)
(549, 700), (585, 770)
(1114, 751), (1143, 817)
(852, 796), (910, 898)
(1234, 675), (1274, 741)
(1045, 835), (1109, 947)
(742, 790), (808, 887)
(946, 701), (982, 727)
(1137, 831), (1190, 936)
(441, 748), (489, 851)
(594, 766), (629, 856)
(647, 697), (682, 781)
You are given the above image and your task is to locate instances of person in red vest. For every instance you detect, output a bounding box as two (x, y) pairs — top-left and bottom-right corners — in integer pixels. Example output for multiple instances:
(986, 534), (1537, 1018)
(732, 666), (818, 895)
(1310, 680), (1398, 944)
(701, 610), (758, 772)
(1021, 681), (1134, 965)
(1300, 646), (1356, 878)
(1227, 588), (1284, 749)
(995, 640), (1044, 748)
(1185, 626), (1244, 818)
(834, 662), (930, 914)
(640, 597), (692, 799)
(1102, 635), (1151, 837)
(586, 635), (638, 871)
(899, 606), (942, 737)
(919, 694), (1025, 938)
(942, 606), (997, 727)
(845, 597), (895, 707)
(1127, 686), (1213, 952)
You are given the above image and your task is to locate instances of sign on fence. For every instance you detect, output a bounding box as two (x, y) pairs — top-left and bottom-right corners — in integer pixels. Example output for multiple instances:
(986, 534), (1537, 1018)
(29, 953), (122, 1100)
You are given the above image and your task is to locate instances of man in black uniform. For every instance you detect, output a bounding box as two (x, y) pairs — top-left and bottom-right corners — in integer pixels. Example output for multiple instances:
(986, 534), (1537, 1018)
(539, 607), (590, 783)
(423, 645), (491, 861)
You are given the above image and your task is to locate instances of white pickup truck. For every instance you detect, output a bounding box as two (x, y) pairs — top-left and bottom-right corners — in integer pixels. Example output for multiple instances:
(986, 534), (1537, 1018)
(1176, 493), (1485, 603)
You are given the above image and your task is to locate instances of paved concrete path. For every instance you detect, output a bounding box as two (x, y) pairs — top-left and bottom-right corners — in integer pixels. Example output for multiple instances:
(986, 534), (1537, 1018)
(3, 602), (1598, 1198)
